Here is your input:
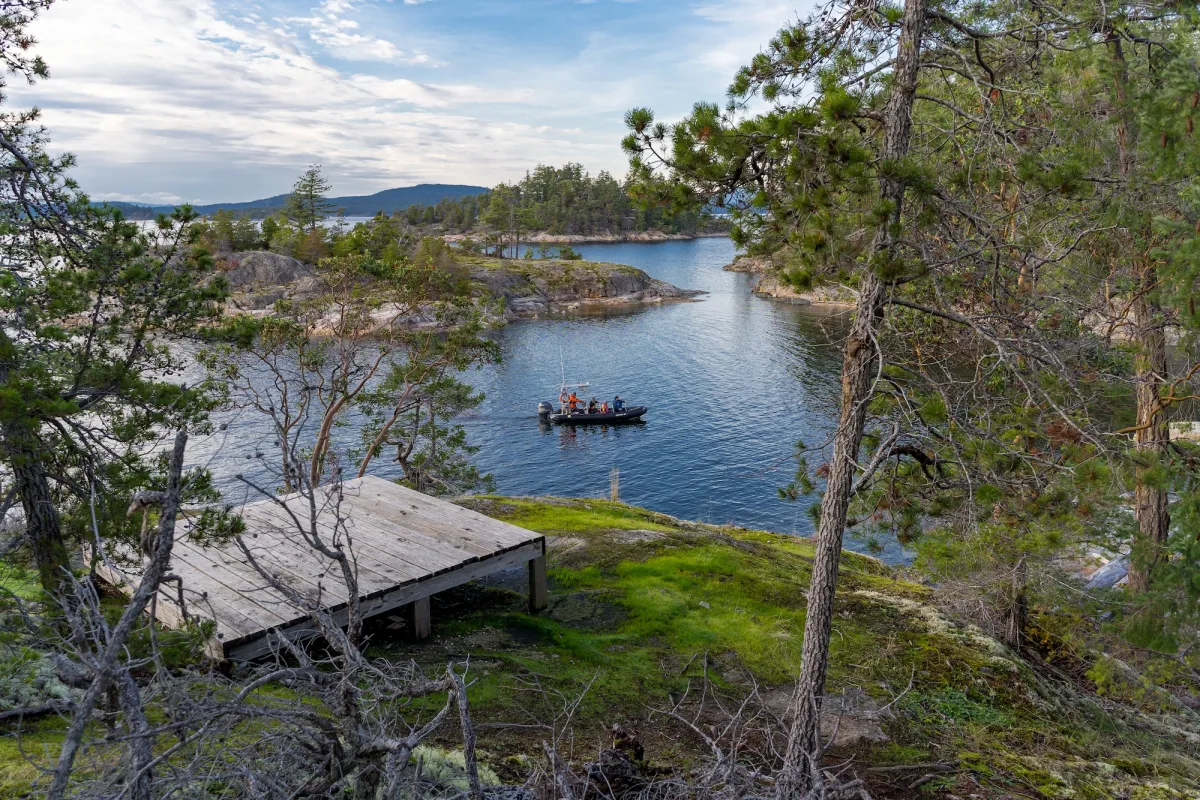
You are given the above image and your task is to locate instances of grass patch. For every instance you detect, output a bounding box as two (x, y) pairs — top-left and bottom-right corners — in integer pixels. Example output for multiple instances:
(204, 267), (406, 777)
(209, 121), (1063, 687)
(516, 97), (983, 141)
(475, 496), (678, 534)
(7, 495), (1200, 797)
(0, 563), (42, 603)
(0, 716), (69, 797)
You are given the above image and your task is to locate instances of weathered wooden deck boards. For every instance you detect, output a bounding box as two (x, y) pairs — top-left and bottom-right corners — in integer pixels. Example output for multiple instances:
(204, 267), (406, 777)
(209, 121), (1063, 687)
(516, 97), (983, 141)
(94, 476), (546, 660)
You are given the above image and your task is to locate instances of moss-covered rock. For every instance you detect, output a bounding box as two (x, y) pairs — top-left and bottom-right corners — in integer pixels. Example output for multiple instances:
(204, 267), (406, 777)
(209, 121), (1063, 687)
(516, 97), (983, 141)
(459, 255), (703, 318)
(375, 495), (1200, 798)
(6, 496), (1198, 798)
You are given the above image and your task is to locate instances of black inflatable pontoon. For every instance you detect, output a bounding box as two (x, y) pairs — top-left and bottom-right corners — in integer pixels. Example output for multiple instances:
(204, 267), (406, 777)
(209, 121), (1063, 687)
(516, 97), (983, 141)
(541, 405), (648, 425)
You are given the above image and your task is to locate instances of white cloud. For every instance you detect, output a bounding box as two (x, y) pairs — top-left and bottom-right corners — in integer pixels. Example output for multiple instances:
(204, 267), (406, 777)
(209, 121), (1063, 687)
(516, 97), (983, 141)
(12, 0), (582, 201)
(690, 1), (801, 74)
(9, 0), (812, 202)
(286, 0), (432, 64)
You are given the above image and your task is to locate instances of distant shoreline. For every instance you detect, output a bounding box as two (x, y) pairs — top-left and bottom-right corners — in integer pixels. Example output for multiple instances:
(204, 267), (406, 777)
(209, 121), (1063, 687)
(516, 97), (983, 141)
(444, 231), (730, 246)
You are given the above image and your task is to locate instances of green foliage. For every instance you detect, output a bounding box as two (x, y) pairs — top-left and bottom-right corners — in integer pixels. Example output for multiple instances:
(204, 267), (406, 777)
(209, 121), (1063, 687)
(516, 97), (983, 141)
(284, 163), (335, 233)
(0, 198), (229, 593)
(404, 162), (726, 241)
(477, 497), (678, 533)
(373, 496), (1200, 796)
(192, 208), (263, 255)
(207, 234), (499, 495)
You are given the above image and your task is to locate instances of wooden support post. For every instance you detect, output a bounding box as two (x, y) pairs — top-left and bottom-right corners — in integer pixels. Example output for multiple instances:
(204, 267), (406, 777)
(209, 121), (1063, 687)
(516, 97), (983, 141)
(407, 596), (431, 639)
(528, 555), (548, 612)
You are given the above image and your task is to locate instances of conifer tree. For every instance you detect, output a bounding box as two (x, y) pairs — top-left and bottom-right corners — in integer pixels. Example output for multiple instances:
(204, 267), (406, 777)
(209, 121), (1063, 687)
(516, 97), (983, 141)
(0, 0), (228, 599)
(624, 0), (1137, 784)
(285, 164), (335, 233)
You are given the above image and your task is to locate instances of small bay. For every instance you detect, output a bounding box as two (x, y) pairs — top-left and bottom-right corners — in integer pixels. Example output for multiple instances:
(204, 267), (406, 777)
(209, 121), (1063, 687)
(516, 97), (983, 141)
(192, 238), (906, 560)
(460, 238), (855, 544)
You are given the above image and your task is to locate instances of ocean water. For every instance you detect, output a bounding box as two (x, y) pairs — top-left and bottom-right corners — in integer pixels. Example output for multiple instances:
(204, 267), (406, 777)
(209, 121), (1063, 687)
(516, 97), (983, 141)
(188, 237), (905, 560)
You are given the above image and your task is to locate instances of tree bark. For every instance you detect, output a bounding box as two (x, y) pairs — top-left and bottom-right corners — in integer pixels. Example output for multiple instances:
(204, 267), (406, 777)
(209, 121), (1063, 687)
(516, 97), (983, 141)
(1128, 268), (1170, 591)
(1107, 33), (1170, 591)
(777, 0), (927, 793)
(0, 329), (71, 599)
(47, 430), (188, 800)
(5, 422), (70, 598)
(1002, 555), (1028, 650)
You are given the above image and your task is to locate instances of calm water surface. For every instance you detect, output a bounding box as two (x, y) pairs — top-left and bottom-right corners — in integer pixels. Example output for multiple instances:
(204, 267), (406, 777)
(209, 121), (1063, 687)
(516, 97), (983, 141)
(462, 238), (851, 539)
(193, 238), (902, 558)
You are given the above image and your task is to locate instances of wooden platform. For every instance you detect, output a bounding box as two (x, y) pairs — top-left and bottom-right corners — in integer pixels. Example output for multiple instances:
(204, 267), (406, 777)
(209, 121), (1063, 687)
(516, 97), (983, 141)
(95, 476), (546, 660)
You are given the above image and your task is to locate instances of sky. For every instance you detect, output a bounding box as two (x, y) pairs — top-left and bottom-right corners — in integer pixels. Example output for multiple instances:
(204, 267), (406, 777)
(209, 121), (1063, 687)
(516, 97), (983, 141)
(10, 0), (805, 205)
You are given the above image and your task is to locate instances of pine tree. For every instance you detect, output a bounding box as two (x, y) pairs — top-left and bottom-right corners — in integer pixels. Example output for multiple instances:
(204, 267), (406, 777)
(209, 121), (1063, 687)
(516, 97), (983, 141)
(285, 164), (335, 233)
(0, 1), (229, 600)
(623, 0), (1141, 784)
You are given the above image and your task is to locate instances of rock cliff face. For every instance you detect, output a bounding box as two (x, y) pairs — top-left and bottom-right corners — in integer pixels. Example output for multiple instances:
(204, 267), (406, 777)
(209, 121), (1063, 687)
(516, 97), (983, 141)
(466, 257), (703, 318)
(220, 251), (317, 312)
(723, 252), (856, 306)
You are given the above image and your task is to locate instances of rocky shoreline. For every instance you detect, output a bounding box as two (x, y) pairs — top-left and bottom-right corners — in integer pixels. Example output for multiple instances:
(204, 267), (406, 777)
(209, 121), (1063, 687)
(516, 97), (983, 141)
(217, 251), (703, 328)
(445, 231), (729, 246)
(723, 253), (773, 274)
(724, 252), (857, 308)
(751, 275), (857, 307)
(462, 254), (704, 319)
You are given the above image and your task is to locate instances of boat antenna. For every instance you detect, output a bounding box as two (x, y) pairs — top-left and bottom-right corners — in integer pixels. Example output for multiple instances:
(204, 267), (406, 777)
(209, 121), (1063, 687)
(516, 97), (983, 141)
(560, 347), (566, 390)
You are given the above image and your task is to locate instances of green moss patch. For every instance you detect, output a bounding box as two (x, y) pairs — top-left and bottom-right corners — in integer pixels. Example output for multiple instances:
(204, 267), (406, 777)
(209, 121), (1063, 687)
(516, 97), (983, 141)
(6, 496), (1199, 798)
(414, 497), (1200, 797)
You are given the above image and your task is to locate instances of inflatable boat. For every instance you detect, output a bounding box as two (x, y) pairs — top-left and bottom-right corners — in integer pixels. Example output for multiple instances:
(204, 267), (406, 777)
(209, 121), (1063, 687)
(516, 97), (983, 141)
(539, 403), (648, 425)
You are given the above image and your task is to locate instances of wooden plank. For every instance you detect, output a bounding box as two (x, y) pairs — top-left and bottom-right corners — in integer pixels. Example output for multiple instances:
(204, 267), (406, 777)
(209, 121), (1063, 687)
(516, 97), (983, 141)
(352, 476), (530, 545)
(334, 510), (469, 571)
(231, 536), (353, 608)
(242, 475), (537, 553)
(345, 495), (495, 563)
(236, 509), (428, 596)
(379, 478), (536, 542)
(172, 537), (305, 621)
(245, 523), (425, 592)
(248, 489), (474, 571)
(95, 476), (548, 661)
(358, 490), (523, 558)
(360, 477), (536, 548)
(227, 539), (544, 660)
(94, 560), (227, 660)
(157, 545), (289, 637)
(170, 539), (305, 631)
(93, 550), (260, 647)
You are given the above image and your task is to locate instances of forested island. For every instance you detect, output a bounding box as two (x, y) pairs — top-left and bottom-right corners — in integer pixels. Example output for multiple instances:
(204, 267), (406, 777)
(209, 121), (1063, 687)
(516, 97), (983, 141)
(186, 166), (703, 322)
(6, 0), (1200, 799)
(114, 162), (727, 257)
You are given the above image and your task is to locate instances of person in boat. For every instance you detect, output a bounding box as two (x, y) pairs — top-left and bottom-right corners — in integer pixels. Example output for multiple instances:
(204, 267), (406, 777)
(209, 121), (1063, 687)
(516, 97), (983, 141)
(588, 397), (598, 414)
(613, 395), (625, 413)
(567, 392), (582, 413)
(600, 400), (609, 413)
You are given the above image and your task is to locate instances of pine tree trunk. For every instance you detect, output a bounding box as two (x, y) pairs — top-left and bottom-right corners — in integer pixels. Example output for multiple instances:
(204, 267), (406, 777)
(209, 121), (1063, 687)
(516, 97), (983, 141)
(777, 1), (927, 794)
(1002, 555), (1028, 650)
(7, 423), (70, 599)
(1128, 269), (1170, 591)
(0, 335), (70, 599)
(1107, 33), (1170, 591)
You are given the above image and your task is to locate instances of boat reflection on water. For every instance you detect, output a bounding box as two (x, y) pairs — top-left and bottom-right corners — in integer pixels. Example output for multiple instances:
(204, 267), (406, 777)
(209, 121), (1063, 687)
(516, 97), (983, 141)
(539, 418), (646, 448)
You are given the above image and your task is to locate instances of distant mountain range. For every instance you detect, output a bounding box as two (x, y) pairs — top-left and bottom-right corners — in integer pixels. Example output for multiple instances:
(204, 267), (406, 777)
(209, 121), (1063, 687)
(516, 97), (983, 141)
(96, 183), (490, 220)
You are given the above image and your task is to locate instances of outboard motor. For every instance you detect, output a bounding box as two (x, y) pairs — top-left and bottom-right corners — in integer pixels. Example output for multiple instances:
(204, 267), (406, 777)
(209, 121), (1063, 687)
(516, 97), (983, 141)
(537, 401), (554, 418)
